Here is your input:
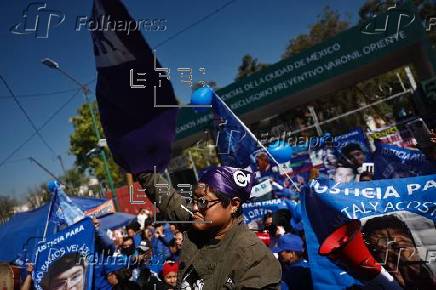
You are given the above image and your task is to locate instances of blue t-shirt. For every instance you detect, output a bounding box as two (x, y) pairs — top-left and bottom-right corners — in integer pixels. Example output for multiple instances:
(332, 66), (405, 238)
(94, 262), (112, 290)
(134, 233), (142, 248)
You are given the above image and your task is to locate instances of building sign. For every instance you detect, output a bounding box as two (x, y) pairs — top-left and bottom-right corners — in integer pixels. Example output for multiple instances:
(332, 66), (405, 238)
(176, 2), (427, 140)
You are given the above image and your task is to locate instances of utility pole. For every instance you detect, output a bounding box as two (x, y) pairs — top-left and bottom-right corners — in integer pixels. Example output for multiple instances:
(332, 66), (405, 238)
(41, 58), (120, 211)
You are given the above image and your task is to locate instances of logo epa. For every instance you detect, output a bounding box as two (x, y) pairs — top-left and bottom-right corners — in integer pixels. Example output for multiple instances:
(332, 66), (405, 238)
(10, 2), (65, 38)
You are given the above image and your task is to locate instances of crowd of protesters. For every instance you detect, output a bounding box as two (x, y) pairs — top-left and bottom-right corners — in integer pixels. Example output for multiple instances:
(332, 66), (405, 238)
(17, 127), (436, 290)
(246, 127), (436, 290)
(93, 211), (184, 290)
(90, 127), (434, 290)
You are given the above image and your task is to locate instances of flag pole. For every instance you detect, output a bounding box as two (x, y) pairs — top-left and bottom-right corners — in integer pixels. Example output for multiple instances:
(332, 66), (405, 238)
(33, 184), (57, 269)
(42, 185), (58, 241)
(40, 58), (120, 212)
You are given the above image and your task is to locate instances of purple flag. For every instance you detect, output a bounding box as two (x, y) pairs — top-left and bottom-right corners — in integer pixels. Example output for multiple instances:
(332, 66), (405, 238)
(91, 0), (178, 173)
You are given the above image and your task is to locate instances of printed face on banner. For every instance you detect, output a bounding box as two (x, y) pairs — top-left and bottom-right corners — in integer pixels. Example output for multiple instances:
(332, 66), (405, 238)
(34, 219), (94, 290)
(333, 128), (372, 168)
(255, 153), (270, 172)
(304, 175), (436, 289)
(361, 212), (435, 288)
(334, 167), (355, 183)
(46, 263), (85, 290)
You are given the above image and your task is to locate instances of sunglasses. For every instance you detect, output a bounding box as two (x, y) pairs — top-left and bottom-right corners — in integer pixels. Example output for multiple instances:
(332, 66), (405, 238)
(191, 196), (221, 211)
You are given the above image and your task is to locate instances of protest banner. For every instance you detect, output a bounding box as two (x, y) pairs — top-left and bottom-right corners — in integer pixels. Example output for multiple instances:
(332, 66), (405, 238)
(373, 142), (436, 179)
(242, 198), (284, 228)
(368, 125), (416, 150)
(49, 181), (85, 230)
(333, 128), (372, 165)
(84, 200), (115, 219)
(310, 129), (371, 179)
(310, 147), (337, 179)
(33, 218), (95, 290)
(286, 151), (313, 183)
(301, 174), (436, 289)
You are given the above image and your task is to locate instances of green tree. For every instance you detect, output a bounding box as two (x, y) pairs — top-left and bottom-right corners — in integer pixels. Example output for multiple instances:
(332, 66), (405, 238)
(69, 102), (124, 188)
(310, 67), (413, 135)
(235, 54), (269, 81)
(21, 166), (97, 211)
(192, 80), (218, 91)
(25, 183), (50, 210)
(61, 167), (88, 195)
(276, 4), (420, 133)
(282, 6), (350, 59)
(184, 139), (220, 170)
(0, 195), (17, 223)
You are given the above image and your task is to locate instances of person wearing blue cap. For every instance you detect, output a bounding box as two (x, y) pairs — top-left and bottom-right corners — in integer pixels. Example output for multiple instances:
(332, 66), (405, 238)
(272, 234), (313, 290)
(137, 166), (281, 289)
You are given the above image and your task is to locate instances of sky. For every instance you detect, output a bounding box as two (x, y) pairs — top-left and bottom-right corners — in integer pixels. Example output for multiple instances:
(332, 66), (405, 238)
(0, 0), (364, 200)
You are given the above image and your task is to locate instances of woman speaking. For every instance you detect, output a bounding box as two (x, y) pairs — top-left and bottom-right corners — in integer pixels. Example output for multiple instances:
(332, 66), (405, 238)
(137, 166), (281, 290)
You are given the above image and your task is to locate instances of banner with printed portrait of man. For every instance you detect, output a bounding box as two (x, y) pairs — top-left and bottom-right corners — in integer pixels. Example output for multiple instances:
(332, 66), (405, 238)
(301, 174), (436, 290)
(33, 218), (95, 290)
(333, 128), (372, 168)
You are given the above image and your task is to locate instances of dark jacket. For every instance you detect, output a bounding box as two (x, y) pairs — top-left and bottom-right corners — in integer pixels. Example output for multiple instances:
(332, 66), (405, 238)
(280, 260), (313, 290)
(139, 173), (281, 290)
(112, 281), (141, 290)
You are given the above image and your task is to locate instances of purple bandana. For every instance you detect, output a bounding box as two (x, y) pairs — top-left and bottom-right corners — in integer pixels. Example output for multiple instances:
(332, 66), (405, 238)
(198, 166), (254, 202)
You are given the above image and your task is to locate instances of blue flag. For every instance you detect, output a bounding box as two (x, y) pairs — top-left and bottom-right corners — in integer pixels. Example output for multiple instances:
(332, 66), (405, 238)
(49, 181), (85, 230)
(212, 93), (262, 168)
(211, 93), (302, 193)
(33, 218), (95, 290)
(301, 175), (436, 289)
(92, 0), (178, 174)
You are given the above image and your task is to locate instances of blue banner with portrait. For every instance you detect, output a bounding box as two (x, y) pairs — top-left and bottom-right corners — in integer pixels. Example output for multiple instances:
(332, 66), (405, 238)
(373, 142), (436, 179)
(301, 175), (436, 289)
(333, 128), (372, 166)
(33, 218), (95, 290)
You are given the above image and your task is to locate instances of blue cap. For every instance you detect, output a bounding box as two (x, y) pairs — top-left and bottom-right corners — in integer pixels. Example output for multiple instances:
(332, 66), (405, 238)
(272, 234), (304, 253)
